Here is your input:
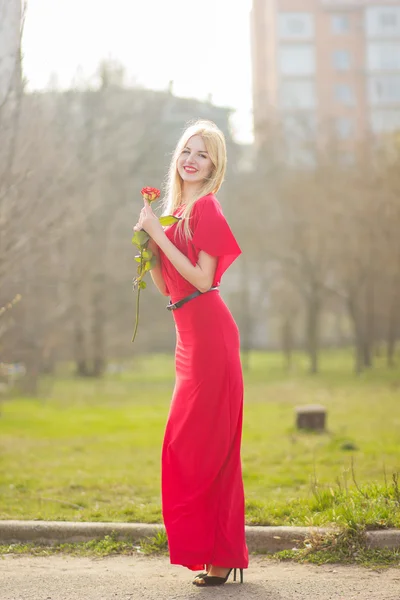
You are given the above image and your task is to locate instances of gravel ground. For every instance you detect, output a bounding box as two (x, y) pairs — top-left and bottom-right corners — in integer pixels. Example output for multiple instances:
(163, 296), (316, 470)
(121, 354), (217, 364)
(1, 555), (400, 600)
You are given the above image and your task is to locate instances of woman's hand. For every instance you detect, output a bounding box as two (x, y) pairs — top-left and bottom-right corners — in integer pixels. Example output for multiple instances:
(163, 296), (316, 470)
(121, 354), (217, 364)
(136, 198), (165, 242)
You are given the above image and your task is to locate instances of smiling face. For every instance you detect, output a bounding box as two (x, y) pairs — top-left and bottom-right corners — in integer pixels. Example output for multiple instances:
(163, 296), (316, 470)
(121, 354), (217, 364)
(176, 135), (214, 192)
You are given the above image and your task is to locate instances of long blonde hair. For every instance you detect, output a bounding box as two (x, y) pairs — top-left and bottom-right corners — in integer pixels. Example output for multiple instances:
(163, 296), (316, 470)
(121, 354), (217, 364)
(162, 120), (227, 238)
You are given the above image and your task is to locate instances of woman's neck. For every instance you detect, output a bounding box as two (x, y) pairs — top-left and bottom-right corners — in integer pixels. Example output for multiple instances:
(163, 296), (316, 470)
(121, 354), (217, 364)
(180, 184), (202, 206)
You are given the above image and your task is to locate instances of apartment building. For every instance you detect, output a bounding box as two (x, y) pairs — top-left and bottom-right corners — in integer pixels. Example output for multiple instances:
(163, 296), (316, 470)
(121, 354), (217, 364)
(251, 0), (400, 157)
(0, 0), (22, 104)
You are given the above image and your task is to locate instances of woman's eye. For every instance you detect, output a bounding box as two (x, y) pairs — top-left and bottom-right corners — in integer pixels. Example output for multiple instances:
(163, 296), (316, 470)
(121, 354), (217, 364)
(182, 150), (189, 154)
(199, 154), (207, 159)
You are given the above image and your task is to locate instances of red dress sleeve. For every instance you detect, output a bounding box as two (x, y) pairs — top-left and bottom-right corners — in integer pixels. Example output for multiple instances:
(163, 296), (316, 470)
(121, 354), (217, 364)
(190, 194), (241, 286)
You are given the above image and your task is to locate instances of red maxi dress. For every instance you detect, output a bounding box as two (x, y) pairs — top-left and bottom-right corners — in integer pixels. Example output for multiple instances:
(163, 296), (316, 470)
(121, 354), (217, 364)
(159, 193), (249, 572)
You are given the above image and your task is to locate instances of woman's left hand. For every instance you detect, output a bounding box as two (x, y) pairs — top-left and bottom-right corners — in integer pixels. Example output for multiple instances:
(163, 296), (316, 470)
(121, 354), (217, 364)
(136, 198), (164, 241)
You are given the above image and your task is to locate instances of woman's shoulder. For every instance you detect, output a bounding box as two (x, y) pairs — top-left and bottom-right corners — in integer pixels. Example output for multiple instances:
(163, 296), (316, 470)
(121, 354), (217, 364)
(196, 192), (218, 204)
(193, 193), (221, 213)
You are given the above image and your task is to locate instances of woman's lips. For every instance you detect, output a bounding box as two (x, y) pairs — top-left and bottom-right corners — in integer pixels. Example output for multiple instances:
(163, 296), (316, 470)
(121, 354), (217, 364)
(184, 166), (198, 173)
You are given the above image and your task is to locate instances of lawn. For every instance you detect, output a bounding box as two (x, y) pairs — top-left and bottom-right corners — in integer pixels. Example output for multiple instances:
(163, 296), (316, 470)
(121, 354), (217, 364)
(1, 349), (400, 529)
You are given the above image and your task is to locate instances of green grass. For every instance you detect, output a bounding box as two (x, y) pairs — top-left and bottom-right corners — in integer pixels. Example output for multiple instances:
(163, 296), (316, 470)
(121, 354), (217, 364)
(1, 349), (400, 530)
(1, 530), (399, 568)
(0, 530), (168, 557)
(275, 528), (400, 568)
(276, 548), (400, 568)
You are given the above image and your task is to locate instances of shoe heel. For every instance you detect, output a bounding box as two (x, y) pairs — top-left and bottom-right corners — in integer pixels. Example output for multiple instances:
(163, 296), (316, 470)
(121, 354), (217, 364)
(233, 568), (243, 583)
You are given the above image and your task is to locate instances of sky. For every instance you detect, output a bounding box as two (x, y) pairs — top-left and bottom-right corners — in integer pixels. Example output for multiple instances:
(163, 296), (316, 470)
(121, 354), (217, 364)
(22, 0), (254, 142)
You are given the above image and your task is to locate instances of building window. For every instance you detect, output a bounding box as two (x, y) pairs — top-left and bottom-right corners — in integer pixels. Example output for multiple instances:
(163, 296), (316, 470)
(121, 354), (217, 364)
(368, 75), (400, 105)
(334, 84), (355, 105)
(279, 45), (316, 76)
(282, 114), (316, 140)
(367, 43), (400, 71)
(380, 13), (397, 28)
(333, 50), (351, 70)
(332, 14), (350, 34)
(281, 81), (317, 109)
(370, 109), (400, 133)
(288, 148), (316, 169)
(335, 117), (353, 139)
(278, 13), (314, 40)
(366, 7), (400, 38)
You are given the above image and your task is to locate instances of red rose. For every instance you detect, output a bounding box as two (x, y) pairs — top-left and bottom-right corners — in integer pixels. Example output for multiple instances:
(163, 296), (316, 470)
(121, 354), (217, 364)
(141, 187), (161, 203)
(132, 185), (178, 343)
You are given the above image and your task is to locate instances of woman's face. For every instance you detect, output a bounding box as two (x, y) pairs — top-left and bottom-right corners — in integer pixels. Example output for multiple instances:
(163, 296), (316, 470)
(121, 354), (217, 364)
(176, 135), (214, 188)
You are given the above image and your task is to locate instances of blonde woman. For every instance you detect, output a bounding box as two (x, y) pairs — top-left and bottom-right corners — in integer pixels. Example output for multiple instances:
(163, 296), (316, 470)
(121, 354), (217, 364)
(134, 120), (248, 586)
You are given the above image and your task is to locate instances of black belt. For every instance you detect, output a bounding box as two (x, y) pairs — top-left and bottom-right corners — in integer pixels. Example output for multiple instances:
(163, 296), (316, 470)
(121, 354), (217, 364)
(167, 287), (219, 311)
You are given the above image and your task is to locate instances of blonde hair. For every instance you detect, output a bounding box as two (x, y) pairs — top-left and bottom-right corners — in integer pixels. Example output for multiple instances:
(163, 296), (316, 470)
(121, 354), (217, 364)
(161, 120), (227, 238)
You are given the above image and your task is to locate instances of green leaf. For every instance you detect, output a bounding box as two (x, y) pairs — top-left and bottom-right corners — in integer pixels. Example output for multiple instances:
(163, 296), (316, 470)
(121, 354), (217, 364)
(142, 249), (153, 260)
(144, 255), (157, 272)
(132, 230), (150, 247)
(139, 280), (147, 289)
(159, 215), (181, 227)
(134, 248), (152, 263)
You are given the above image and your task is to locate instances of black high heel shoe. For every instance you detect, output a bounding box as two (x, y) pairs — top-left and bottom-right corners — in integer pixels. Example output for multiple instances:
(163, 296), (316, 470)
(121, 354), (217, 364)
(192, 568), (244, 586)
(193, 571), (208, 580)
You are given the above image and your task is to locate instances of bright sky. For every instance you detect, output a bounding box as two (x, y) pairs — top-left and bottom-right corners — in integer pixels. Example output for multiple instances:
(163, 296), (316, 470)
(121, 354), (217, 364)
(22, 0), (254, 142)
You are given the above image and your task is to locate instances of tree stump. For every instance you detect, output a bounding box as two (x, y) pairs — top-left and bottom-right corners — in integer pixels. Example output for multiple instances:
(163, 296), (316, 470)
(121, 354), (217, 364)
(296, 404), (326, 431)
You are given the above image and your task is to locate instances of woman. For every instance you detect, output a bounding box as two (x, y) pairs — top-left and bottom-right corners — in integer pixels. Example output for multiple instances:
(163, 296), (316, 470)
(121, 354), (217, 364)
(134, 120), (248, 586)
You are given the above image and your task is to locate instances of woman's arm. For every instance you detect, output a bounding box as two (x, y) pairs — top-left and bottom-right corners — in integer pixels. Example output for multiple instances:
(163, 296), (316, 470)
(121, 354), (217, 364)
(149, 263), (169, 297)
(147, 240), (169, 296)
(136, 199), (217, 293)
(155, 236), (217, 293)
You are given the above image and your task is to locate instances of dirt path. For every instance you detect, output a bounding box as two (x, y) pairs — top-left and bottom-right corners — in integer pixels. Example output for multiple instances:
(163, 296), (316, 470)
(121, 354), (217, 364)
(1, 554), (400, 600)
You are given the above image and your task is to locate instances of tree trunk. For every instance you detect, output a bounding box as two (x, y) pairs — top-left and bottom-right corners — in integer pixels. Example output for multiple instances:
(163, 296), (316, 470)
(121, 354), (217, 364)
(282, 317), (294, 372)
(0, 0), (22, 107)
(362, 336), (372, 368)
(387, 327), (397, 368)
(347, 295), (364, 375)
(74, 318), (88, 377)
(41, 350), (55, 375)
(91, 272), (106, 377)
(387, 286), (399, 368)
(363, 277), (374, 368)
(306, 294), (320, 375)
(238, 258), (252, 372)
(239, 292), (252, 372)
(19, 341), (40, 396)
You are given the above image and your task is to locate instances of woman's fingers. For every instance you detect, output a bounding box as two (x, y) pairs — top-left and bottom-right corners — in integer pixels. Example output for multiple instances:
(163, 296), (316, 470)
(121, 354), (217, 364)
(143, 198), (154, 214)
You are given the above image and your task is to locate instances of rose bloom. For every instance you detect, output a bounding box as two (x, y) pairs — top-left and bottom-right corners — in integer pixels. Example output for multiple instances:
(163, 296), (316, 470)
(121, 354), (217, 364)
(141, 187), (161, 202)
